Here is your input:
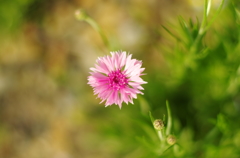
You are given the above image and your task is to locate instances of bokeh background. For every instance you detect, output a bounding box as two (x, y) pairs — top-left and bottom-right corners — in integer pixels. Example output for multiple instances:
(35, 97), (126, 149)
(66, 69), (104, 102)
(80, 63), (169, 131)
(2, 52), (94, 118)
(1, 0), (240, 157)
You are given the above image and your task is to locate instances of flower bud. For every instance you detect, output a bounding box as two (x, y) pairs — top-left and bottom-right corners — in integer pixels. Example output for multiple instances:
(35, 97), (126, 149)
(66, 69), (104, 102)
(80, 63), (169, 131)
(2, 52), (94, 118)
(75, 9), (88, 21)
(167, 135), (176, 145)
(153, 119), (164, 130)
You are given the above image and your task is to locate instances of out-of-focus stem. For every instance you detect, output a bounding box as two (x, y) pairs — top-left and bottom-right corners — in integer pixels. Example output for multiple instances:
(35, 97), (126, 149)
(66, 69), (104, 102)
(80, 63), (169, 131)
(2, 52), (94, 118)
(157, 130), (164, 142)
(189, 0), (211, 54)
(189, 0), (225, 55)
(75, 9), (109, 49)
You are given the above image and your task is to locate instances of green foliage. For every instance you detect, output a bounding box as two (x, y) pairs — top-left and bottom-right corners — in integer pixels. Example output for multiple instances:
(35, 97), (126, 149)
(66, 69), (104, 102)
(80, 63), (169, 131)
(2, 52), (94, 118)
(90, 0), (240, 156)
(0, 0), (48, 34)
(0, 0), (29, 33)
(140, 0), (240, 157)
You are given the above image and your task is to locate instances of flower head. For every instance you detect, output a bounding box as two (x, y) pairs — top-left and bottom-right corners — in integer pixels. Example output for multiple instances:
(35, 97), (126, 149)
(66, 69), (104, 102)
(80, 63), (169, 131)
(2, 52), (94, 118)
(88, 51), (147, 108)
(167, 135), (176, 145)
(153, 119), (164, 130)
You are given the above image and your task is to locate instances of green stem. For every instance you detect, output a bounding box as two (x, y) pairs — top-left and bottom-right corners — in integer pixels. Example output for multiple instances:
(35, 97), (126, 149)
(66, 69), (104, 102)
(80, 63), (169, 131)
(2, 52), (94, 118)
(166, 101), (172, 136)
(157, 130), (164, 142)
(75, 9), (109, 49)
(85, 18), (109, 49)
(189, 0), (225, 55)
(189, 0), (211, 54)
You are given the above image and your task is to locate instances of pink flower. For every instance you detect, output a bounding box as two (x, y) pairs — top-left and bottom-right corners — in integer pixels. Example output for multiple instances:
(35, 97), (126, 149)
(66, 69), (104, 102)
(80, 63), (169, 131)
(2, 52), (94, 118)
(88, 51), (147, 109)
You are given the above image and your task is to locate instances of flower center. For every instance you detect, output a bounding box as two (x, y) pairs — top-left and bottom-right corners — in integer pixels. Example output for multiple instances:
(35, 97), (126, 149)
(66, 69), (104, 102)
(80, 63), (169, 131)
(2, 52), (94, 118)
(108, 69), (128, 90)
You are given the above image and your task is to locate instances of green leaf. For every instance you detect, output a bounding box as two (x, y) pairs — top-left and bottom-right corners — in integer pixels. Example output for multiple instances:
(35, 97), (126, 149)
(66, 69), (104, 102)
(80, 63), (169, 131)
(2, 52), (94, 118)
(205, 0), (226, 31)
(217, 113), (230, 135)
(178, 16), (193, 44)
(195, 47), (209, 59)
(161, 25), (181, 42)
(138, 96), (151, 115)
(149, 111), (155, 123)
(136, 136), (159, 154)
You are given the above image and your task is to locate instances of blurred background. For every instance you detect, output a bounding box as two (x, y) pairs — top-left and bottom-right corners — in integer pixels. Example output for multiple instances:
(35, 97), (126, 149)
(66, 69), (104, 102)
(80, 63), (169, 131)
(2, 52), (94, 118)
(1, 0), (240, 157)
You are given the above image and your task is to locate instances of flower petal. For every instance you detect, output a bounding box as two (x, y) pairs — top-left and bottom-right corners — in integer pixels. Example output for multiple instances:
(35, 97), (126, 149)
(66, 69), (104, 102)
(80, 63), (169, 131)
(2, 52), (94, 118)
(88, 51), (147, 108)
